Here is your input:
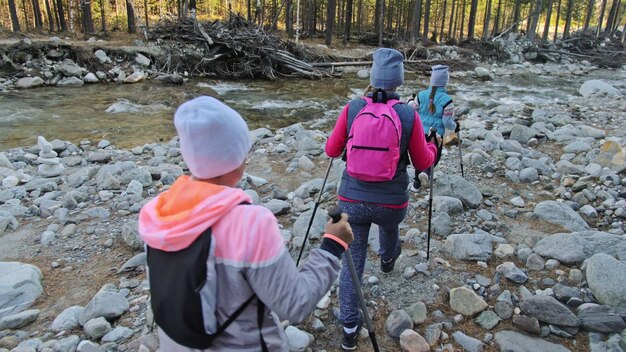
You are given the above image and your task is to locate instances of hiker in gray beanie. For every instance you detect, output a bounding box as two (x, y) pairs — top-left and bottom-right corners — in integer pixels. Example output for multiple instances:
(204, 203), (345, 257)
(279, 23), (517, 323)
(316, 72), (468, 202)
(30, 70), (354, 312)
(410, 64), (458, 192)
(326, 47), (441, 350)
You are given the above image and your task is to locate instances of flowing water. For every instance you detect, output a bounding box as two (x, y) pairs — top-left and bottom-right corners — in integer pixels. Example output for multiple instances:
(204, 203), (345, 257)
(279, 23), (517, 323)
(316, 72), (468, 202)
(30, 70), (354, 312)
(1, 68), (625, 150)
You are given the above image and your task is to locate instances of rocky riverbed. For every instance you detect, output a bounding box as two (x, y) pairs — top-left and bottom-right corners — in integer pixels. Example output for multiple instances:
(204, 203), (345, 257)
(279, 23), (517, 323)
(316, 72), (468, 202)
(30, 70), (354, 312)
(1, 40), (626, 352)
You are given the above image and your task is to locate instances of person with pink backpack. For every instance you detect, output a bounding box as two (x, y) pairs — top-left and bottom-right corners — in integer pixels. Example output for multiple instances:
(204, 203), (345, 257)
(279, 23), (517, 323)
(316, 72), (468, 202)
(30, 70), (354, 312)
(325, 48), (441, 350)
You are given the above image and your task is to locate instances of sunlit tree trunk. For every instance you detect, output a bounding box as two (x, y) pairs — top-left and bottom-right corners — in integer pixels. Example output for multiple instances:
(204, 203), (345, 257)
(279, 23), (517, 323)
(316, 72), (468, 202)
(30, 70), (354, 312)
(143, 0), (148, 27)
(325, 0), (335, 44)
(467, 0), (478, 38)
(604, 0), (618, 34)
(9, 0), (21, 31)
(126, 0), (135, 32)
(512, 0), (521, 32)
(439, 0), (447, 40)
(583, 0), (595, 31)
(32, 0), (44, 29)
(492, 0), (501, 34)
(482, 0), (492, 38)
(597, 0), (606, 34)
(56, 0), (66, 30)
(542, 0), (554, 41)
(45, 0), (54, 31)
(553, 0), (562, 41)
(527, 0), (542, 38)
(562, 0), (573, 37)
(459, 0), (466, 39)
(448, 0), (456, 38)
(99, 0), (106, 30)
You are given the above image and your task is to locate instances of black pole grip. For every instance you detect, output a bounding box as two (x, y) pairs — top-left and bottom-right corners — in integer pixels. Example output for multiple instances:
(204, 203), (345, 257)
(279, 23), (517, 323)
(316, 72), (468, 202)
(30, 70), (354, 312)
(427, 127), (437, 141)
(329, 206), (342, 223)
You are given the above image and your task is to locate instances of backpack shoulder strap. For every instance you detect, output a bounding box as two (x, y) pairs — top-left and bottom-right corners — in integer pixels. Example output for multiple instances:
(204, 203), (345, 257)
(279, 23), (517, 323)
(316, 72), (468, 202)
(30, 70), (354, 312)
(346, 97), (369, 133)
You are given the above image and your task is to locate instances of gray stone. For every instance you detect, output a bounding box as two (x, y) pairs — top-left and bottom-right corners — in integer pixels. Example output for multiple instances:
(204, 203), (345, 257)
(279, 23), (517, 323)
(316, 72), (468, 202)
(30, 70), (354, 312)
(433, 174), (483, 208)
(57, 77), (85, 87)
(497, 262), (528, 283)
(121, 221), (143, 250)
(57, 61), (83, 77)
(495, 331), (571, 352)
(533, 201), (589, 232)
(101, 326), (134, 343)
(0, 262), (43, 319)
(83, 73), (99, 83)
(405, 302), (428, 325)
(585, 253), (626, 307)
(118, 253), (146, 273)
(579, 205), (597, 217)
(124, 71), (145, 84)
(424, 323), (442, 347)
(94, 50), (110, 64)
(475, 311), (500, 330)
(533, 231), (626, 264)
(78, 289), (129, 325)
(284, 326), (309, 352)
(452, 331), (484, 352)
(588, 331), (625, 352)
(553, 284), (580, 302)
(84, 207), (110, 219)
(526, 253), (545, 271)
(474, 66), (492, 80)
(450, 287), (488, 316)
(495, 291), (513, 319)
(84, 317), (112, 339)
(16, 77), (44, 89)
(399, 329), (430, 352)
(445, 233), (493, 261)
(261, 199), (291, 216)
(432, 212), (452, 237)
(53, 335), (80, 352)
(0, 309), (39, 329)
(135, 54), (151, 67)
(555, 160), (586, 175)
(494, 244), (514, 258)
(563, 141), (591, 154)
(577, 304), (626, 333)
(519, 167), (539, 183)
(519, 295), (579, 327)
(292, 208), (328, 241)
(579, 80), (619, 97)
(510, 125), (537, 144)
(386, 309), (413, 338)
(512, 315), (541, 335)
(50, 306), (83, 332)
(88, 152), (111, 163)
(433, 196), (464, 215)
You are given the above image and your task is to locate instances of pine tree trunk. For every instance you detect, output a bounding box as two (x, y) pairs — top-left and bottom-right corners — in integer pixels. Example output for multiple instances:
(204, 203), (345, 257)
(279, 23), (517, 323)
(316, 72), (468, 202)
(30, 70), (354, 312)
(482, 0), (492, 38)
(343, 0), (352, 42)
(493, 0), (501, 34)
(448, 0), (456, 38)
(81, 0), (94, 32)
(422, 0), (431, 42)
(459, 0), (466, 39)
(603, 0), (618, 35)
(45, 0), (54, 31)
(126, 0), (135, 32)
(467, 0), (478, 38)
(542, 0), (553, 41)
(528, 0), (542, 38)
(9, 0), (21, 31)
(553, 0), (561, 41)
(286, 0), (293, 36)
(56, 0), (66, 30)
(512, 0), (521, 32)
(440, 0), (447, 40)
(378, 0), (384, 45)
(562, 0), (573, 37)
(597, 0), (606, 34)
(356, 0), (362, 31)
(583, 0), (595, 30)
(99, 0), (106, 30)
(144, 0), (149, 27)
(325, 0), (335, 44)
(374, 0), (381, 32)
(32, 0), (44, 29)
(526, 3), (533, 33)
(411, 0), (422, 43)
(68, 0), (75, 31)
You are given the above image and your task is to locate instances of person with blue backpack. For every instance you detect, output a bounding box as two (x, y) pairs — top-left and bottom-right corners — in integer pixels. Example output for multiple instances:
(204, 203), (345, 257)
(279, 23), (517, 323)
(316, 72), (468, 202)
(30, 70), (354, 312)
(408, 64), (459, 191)
(325, 48), (441, 350)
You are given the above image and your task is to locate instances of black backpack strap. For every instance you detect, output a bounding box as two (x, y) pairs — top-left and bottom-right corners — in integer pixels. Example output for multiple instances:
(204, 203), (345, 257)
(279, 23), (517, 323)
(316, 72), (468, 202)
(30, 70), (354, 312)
(258, 300), (268, 352)
(212, 294), (256, 337)
(371, 88), (388, 103)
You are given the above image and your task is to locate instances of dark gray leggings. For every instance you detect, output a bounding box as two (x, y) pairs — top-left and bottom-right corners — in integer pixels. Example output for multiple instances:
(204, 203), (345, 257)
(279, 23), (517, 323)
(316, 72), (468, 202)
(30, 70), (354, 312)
(338, 200), (407, 326)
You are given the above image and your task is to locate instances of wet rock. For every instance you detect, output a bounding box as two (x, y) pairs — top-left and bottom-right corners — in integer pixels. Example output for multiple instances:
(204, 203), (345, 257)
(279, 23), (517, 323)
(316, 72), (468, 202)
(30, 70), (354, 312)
(534, 231), (626, 264)
(84, 317), (112, 339)
(399, 329), (430, 352)
(16, 77), (44, 89)
(474, 67), (493, 81)
(0, 309), (39, 330)
(386, 309), (413, 338)
(445, 233), (493, 261)
(57, 60), (83, 77)
(450, 287), (488, 316)
(83, 73), (99, 83)
(577, 304), (626, 333)
(585, 253), (626, 307)
(57, 77), (84, 87)
(533, 201), (589, 232)
(433, 174), (483, 208)
(519, 295), (579, 327)
(512, 315), (541, 335)
(284, 326), (309, 351)
(50, 306), (83, 332)
(495, 331), (570, 352)
(452, 331), (483, 352)
(0, 262), (43, 319)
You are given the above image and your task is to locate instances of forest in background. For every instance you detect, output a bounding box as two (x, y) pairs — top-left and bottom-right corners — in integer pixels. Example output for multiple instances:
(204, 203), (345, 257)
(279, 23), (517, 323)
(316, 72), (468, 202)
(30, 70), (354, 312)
(1, 0), (625, 45)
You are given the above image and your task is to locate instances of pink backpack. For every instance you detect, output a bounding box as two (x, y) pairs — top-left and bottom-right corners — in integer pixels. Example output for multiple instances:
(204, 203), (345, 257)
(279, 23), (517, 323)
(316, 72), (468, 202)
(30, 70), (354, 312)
(346, 96), (402, 182)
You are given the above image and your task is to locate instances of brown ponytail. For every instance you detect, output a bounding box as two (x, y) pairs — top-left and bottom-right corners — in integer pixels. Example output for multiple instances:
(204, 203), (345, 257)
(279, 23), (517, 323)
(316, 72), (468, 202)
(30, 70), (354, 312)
(428, 87), (437, 114)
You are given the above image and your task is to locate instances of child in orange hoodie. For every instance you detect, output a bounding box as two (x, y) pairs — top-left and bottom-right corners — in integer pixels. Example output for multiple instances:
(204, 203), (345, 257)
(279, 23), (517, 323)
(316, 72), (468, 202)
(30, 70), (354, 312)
(139, 96), (353, 351)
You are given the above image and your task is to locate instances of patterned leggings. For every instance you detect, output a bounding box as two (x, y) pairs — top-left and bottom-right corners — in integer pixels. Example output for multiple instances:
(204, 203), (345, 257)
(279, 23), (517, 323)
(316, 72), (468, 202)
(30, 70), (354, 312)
(338, 200), (407, 326)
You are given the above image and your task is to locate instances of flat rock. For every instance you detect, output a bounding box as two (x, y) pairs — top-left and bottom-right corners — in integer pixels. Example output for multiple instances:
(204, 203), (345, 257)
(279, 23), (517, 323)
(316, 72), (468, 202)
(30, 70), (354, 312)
(533, 201), (589, 232)
(0, 309), (39, 330)
(579, 80), (619, 97)
(16, 77), (44, 89)
(50, 306), (83, 332)
(450, 287), (488, 316)
(519, 295), (579, 327)
(405, 302), (428, 325)
(512, 315), (541, 335)
(78, 289), (129, 325)
(577, 304), (626, 333)
(475, 311), (500, 330)
(585, 253), (626, 307)
(495, 331), (571, 352)
(433, 174), (483, 208)
(444, 233), (493, 261)
(261, 199), (291, 216)
(452, 331), (484, 352)
(0, 262), (43, 319)
(533, 231), (626, 264)
(433, 196), (464, 215)
(399, 329), (430, 352)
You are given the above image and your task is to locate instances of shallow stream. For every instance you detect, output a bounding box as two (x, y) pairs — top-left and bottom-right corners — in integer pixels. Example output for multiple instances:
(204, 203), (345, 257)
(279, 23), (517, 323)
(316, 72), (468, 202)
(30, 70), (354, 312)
(1, 67), (624, 150)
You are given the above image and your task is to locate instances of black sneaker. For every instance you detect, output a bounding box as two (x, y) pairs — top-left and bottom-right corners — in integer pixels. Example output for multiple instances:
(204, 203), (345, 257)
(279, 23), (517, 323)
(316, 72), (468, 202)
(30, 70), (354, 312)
(380, 247), (401, 273)
(341, 322), (362, 350)
(410, 178), (421, 192)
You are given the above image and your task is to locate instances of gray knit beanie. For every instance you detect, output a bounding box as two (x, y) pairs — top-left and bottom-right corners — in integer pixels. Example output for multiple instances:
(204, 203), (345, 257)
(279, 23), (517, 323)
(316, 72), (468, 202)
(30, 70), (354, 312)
(369, 48), (405, 90)
(430, 65), (450, 87)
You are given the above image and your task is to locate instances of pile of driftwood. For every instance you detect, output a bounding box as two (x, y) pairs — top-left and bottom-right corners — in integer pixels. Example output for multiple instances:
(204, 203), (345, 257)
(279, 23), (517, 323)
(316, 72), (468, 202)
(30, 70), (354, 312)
(539, 31), (625, 68)
(148, 14), (333, 79)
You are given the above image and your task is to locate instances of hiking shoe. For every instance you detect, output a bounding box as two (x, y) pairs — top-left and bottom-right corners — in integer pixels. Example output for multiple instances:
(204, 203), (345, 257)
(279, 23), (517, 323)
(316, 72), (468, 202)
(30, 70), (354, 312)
(418, 172), (430, 189)
(341, 322), (362, 350)
(410, 178), (421, 192)
(381, 247), (401, 273)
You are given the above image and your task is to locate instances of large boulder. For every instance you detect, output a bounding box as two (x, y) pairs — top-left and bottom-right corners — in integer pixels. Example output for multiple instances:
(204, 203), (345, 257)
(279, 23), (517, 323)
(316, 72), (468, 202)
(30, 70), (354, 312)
(494, 331), (571, 352)
(0, 262), (43, 319)
(533, 231), (626, 264)
(433, 174), (483, 208)
(78, 286), (129, 325)
(533, 201), (589, 232)
(445, 233), (493, 261)
(585, 253), (626, 307)
(519, 296), (579, 327)
(579, 80), (619, 97)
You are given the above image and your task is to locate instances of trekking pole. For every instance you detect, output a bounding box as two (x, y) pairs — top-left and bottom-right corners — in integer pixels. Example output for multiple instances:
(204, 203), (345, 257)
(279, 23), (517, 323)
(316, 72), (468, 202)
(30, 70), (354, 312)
(328, 207), (380, 352)
(426, 127), (438, 261)
(295, 157), (335, 266)
(457, 124), (465, 178)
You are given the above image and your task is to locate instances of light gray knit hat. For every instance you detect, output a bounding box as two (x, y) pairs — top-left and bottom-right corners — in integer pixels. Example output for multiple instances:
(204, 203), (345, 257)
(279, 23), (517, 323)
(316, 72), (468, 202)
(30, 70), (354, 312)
(430, 65), (450, 87)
